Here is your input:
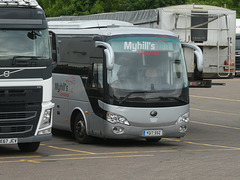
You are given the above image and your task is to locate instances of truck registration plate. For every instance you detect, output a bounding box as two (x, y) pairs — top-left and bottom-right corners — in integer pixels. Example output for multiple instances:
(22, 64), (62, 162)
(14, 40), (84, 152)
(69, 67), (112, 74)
(0, 138), (18, 144)
(143, 130), (162, 136)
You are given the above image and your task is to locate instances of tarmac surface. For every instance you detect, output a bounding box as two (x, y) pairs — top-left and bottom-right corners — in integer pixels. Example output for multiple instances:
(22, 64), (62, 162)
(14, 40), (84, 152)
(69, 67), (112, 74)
(0, 78), (240, 180)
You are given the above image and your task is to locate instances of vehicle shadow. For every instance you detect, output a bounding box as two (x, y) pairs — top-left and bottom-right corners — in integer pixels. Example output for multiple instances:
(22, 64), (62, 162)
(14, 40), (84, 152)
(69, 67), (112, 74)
(52, 128), (75, 142)
(0, 145), (21, 154)
(52, 128), (181, 148)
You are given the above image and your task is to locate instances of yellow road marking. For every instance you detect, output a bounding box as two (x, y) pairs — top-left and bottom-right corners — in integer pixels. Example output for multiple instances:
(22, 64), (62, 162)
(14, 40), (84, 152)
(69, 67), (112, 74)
(0, 160), (25, 163)
(190, 107), (240, 116)
(163, 138), (181, 142)
(0, 154), (153, 164)
(47, 145), (96, 154)
(33, 154), (154, 163)
(0, 156), (41, 160)
(1, 147), (240, 164)
(1, 139), (240, 164)
(184, 141), (240, 150)
(50, 153), (89, 157)
(164, 138), (240, 150)
(190, 95), (240, 102)
(190, 121), (240, 130)
(190, 108), (240, 130)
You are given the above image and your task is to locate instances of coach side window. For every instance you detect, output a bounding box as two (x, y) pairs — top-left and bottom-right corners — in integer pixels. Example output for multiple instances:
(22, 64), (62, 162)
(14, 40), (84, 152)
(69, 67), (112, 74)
(92, 63), (103, 88)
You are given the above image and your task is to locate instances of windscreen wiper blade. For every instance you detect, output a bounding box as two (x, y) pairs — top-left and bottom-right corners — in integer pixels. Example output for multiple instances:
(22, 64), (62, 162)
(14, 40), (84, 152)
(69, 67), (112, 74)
(119, 91), (148, 105)
(118, 90), (164, 105)
(12, 56), (42, 66)
(160, 96), (188, 104)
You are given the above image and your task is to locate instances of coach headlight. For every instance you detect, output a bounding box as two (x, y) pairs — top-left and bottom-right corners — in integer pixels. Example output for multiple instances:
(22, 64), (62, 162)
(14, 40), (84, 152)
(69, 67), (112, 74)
(175, 112), (189, 124)
(106, 112), (130, 126)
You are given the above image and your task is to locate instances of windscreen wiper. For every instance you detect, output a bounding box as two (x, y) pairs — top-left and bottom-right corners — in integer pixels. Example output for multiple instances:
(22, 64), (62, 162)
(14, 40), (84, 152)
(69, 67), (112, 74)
(119, 90), (164, 105)
(12, 56), (42, 66)
(119, 91), (148, 105)
(159, 96), (188, 104)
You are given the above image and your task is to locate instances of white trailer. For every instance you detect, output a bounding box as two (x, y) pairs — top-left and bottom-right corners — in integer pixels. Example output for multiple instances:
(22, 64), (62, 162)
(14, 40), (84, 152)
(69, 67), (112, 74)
(48, 4), (236, 87)
(236, 19), (240, 34)
(236, 19), (240, 74)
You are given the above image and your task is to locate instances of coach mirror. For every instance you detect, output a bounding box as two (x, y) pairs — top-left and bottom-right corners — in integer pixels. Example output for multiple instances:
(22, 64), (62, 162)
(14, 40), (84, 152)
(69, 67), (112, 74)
(49, 31), (59, 70)
(182, 43), (203, 72)
(95, 41), (114, 70)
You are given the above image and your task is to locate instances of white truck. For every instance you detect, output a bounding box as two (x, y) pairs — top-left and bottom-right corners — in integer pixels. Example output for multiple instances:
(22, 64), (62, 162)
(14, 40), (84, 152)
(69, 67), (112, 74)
(236, 19), (240, 34)
(0, 0), (58, 152)
(48, 4), (236, 87)
(236, 19), (240, 75)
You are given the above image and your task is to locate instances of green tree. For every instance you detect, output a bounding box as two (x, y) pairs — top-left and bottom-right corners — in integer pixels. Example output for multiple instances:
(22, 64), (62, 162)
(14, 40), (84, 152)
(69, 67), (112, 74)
(38, 0), (73, 17)
(38, 0), (239, 18)
(38, 0), (187, 17)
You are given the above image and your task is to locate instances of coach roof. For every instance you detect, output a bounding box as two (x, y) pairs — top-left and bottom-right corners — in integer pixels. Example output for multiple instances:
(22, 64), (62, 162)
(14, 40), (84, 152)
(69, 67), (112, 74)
(48, 20), (176, 37)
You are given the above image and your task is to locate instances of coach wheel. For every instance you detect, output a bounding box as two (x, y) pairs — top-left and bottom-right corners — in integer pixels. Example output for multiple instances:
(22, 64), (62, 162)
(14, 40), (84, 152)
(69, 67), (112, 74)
(73, 113), (91, 144)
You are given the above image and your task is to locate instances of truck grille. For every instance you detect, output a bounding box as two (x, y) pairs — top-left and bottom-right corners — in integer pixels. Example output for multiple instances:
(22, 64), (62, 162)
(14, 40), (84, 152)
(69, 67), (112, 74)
(0, 86), (42, 138)
(0, 111), (37, 121)
(0, 125), (33, 135)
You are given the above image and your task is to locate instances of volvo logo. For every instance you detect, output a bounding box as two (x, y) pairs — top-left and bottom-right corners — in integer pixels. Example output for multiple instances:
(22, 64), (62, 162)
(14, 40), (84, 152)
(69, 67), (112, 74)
(0, 69), (23, 78)
(150, 110), (158, 117)
(3, 71), (10, 78)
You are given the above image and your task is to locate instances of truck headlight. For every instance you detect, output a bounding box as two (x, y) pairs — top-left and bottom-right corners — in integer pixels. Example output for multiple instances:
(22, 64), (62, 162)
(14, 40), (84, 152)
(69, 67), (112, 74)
(39, 109), (52, 129)
(175, 112), (189, 125)
(106, 112), (130, 126)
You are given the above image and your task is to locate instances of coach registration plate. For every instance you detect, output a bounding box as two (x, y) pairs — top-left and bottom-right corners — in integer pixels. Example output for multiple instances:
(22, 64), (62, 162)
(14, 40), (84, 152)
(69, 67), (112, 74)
(0, 138), (18, 144)
(143, 130), (163, 137)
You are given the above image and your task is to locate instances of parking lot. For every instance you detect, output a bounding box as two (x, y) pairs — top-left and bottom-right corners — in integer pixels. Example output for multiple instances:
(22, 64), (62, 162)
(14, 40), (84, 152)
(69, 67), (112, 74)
(0, 78), (240, 180)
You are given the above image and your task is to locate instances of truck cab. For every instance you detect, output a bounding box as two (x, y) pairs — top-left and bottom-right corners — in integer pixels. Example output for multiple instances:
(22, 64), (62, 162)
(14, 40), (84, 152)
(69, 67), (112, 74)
(0, 0), (58, 152)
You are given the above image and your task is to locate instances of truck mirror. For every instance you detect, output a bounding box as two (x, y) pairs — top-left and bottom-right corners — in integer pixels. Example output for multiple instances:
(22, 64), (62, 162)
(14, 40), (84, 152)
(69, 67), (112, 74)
(182, 43), (203, 72)
(95, 41), (114, 70)
(49, 30), (59, 69)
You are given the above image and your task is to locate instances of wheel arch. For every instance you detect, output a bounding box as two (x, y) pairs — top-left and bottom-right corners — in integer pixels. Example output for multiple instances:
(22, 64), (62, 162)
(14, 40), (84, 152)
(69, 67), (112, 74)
(70, 108), (89, 135)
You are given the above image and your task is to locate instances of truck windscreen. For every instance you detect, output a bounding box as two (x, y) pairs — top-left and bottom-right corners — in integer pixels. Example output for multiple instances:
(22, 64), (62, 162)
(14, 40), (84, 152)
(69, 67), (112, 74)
(0, 29), (50, 60)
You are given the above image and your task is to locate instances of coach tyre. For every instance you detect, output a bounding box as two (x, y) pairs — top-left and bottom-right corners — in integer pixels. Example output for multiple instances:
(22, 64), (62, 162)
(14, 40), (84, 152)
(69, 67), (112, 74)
(73, 113), (91, 143)
(17, 142), (40, 152)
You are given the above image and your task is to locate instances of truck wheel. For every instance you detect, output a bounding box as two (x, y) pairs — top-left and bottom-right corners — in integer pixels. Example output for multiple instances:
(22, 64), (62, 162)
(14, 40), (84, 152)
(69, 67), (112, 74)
(18, 142), (40, 152)
(146, 138), (161, 143)
(73, 114), (91, 144)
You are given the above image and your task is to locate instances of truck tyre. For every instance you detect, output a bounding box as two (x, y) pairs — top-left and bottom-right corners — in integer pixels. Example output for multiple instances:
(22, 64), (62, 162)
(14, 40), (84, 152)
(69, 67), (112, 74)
(146, 138), (161, 143)
(73, 113), (92, 144)
(18, 142), (40, 152)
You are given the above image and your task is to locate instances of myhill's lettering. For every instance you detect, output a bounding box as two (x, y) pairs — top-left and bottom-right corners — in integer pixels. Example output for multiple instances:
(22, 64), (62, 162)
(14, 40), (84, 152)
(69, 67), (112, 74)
(55, 83), (68, 92)
(124, 41), (156, 52)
